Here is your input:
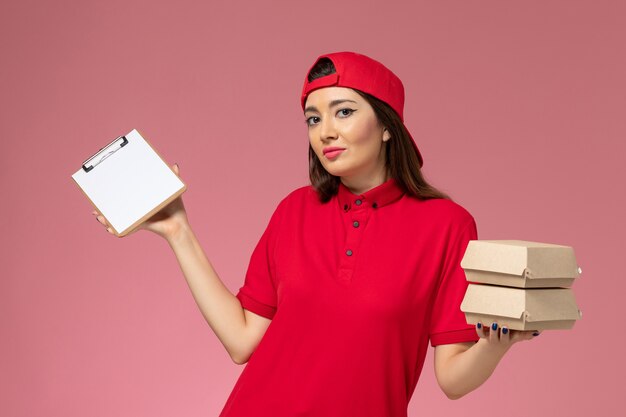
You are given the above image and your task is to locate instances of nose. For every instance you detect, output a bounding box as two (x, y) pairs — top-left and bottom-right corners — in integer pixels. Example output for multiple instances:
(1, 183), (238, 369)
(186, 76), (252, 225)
(318, 117), (338, 142)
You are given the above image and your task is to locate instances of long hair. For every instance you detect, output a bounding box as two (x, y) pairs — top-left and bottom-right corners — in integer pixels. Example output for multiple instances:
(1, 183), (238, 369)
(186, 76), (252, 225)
(307, 58), (453, 203)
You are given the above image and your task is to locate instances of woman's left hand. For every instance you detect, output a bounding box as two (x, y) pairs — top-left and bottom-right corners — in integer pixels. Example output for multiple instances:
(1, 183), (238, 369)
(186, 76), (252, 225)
(476, 321), (540, 350)
(434, 322), (542, 399)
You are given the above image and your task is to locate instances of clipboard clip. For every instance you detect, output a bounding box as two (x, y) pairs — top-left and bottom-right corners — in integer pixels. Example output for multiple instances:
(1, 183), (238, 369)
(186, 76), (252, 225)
(82, 135), (129, 172)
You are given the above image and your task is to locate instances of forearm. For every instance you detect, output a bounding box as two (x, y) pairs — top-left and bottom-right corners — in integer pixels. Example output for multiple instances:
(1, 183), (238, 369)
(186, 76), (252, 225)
(437, 339), (509, 399)
(166, 222), (247, 363)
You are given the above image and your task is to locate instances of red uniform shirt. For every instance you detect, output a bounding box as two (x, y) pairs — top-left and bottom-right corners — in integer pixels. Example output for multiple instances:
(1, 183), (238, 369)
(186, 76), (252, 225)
(220, 178), (479, 417)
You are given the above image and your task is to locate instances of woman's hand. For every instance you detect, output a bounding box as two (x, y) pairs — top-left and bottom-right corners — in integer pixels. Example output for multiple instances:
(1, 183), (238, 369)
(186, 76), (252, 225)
(434, 322), (541, 399)
(92, 163), (190, 240)
(475, 321), (540, 352)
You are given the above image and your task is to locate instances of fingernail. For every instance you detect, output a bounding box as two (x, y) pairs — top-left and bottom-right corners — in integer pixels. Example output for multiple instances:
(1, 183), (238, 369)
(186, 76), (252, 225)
(502, 327), (508, 335)
(491, 322), (498, 331)
(533, 332), (540, 336)
(476, 322), (482, 329)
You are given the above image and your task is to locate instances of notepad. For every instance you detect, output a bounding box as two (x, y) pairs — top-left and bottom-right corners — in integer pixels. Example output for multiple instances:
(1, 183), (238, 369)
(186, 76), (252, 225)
(71, 129), (187, 237)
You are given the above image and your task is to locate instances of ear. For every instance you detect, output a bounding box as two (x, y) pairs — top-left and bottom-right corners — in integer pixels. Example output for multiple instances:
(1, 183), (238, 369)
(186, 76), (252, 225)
(382, 128), (391, 142)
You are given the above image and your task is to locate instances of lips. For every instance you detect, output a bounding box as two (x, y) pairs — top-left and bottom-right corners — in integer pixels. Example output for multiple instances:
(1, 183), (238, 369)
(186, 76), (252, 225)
(323, 148), (345, 160)
(323, 147), (346, 155)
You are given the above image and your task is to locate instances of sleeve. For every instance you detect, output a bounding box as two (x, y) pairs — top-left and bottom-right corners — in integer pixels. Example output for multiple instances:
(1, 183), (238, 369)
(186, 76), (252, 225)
(235, 198), (287, 320)
(429, 216), (480, 347)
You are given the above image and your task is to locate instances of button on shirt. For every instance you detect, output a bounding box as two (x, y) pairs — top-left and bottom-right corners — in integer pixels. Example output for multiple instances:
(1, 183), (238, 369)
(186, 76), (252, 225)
(221, 178), (479, 417)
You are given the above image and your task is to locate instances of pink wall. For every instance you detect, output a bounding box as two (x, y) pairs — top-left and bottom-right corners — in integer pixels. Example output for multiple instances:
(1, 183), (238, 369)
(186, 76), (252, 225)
(2, 1), (624, 416)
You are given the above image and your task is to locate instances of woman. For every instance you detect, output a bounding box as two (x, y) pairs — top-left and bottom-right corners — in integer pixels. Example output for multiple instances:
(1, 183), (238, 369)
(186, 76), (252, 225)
(94, 51), (538, 417)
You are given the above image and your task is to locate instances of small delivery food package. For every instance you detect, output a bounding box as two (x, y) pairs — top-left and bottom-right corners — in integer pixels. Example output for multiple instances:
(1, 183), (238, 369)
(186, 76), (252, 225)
(461, 284), (581, 331)
(459, 240), (582, 331)
(460, 240), (580, 288)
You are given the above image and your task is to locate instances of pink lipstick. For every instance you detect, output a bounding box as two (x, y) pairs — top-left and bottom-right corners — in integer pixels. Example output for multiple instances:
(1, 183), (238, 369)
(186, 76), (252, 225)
(323, 147), (346, 160)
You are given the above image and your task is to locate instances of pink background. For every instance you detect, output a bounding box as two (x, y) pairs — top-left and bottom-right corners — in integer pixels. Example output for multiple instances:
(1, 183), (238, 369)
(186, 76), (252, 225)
(2, 1), (624, 416)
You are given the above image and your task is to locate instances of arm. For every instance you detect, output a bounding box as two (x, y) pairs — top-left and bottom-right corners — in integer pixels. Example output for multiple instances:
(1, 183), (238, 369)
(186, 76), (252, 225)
(167, 223), (270, 365)
(94, 163), (271, 365)
(434, 323), (538, 399)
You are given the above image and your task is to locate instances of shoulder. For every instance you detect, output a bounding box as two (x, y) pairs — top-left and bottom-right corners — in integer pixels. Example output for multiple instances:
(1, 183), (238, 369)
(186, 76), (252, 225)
(284, 184), (317, 201)
(406, 196), (476, 229)
(410, 198), (479, 250)
(379, 195), (477, 244)
(275, 185), (319, 209)
(269, 185), (318, 217)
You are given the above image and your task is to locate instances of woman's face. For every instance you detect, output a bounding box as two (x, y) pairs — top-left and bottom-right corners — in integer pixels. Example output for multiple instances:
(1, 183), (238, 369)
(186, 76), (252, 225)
(304, 87), (390, 184)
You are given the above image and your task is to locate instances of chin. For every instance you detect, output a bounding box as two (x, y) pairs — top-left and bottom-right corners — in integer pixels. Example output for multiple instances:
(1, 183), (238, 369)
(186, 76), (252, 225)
(322, 165), (354, 178)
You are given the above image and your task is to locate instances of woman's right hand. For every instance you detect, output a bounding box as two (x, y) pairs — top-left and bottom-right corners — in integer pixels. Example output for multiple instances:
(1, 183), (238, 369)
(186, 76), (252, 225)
(93, 163), (190, 241)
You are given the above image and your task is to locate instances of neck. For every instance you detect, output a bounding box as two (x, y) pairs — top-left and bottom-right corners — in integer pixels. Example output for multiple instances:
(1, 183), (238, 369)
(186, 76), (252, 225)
(340, 169), (389, 195)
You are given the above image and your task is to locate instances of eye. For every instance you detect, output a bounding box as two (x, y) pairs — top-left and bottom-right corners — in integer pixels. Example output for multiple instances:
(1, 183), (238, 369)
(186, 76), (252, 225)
(305, 116), (320, 126)
(337, 108), (355, 118)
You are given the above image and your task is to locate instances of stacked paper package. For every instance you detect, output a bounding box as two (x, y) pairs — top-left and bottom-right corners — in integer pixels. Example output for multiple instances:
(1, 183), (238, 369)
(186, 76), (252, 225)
(460, 240), (582, 331)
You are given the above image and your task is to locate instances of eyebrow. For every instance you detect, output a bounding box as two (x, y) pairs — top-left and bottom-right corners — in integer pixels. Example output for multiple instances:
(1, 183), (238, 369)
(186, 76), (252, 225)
(304, 99), (358, 114)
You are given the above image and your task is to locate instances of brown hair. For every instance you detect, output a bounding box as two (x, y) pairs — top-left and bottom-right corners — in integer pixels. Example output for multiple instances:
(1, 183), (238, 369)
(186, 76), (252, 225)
(307, 58), (453, 203)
